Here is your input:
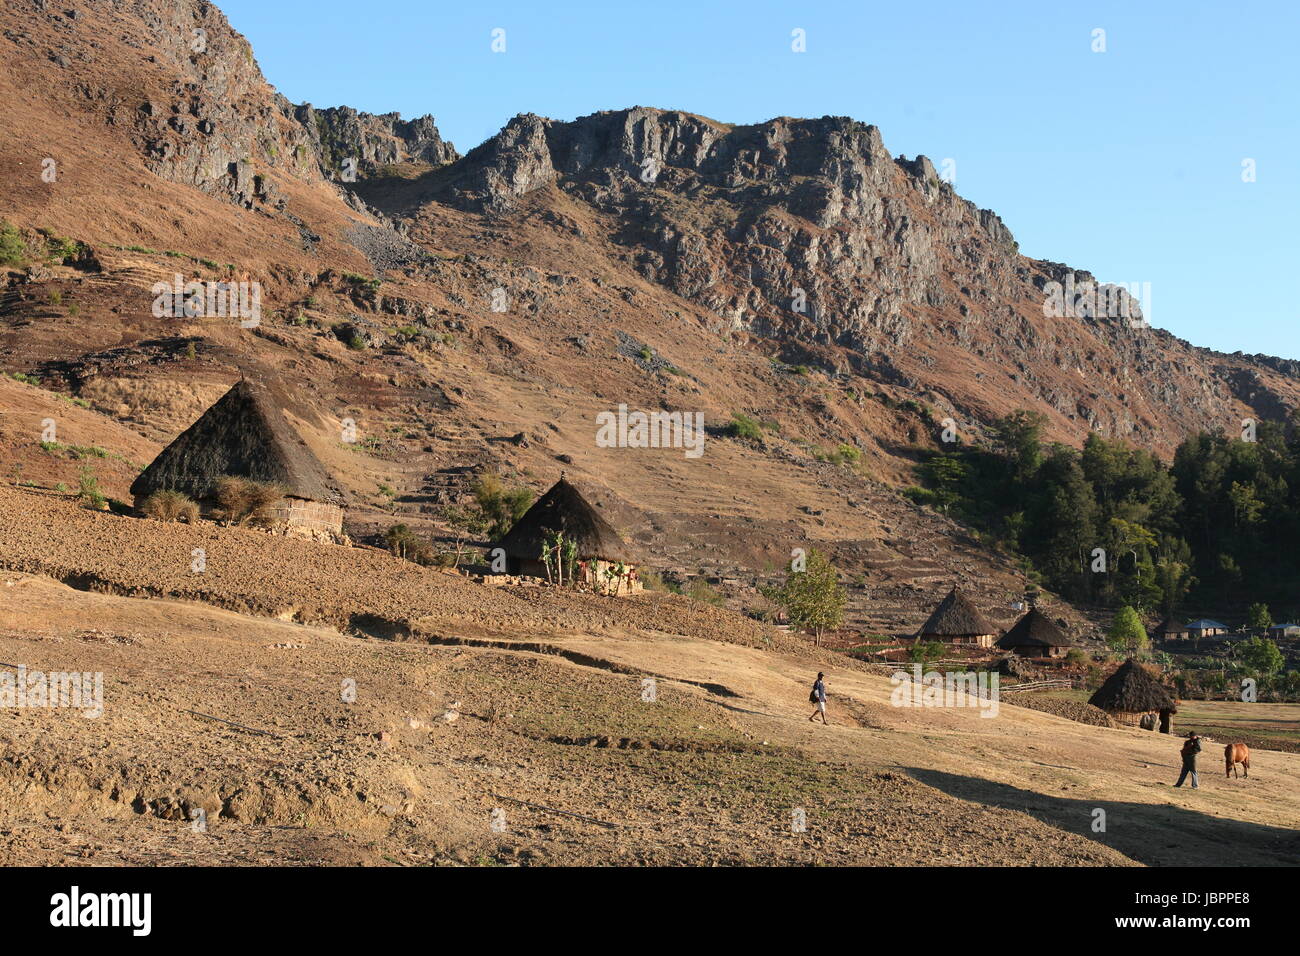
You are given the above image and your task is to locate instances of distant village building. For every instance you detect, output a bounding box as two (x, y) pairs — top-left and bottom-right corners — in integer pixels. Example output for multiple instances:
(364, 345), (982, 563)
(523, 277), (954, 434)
(997, 606), (1072, 659)
(130, 379), (344, 537)
(1267, 622), (1300, 640)
(917, 587), (998, 648)
(1151, 618), (1189, 643)
(1185, 619), (1229, 639)
(1088, 658), (1178, 733)
(494, 476), (641, 595)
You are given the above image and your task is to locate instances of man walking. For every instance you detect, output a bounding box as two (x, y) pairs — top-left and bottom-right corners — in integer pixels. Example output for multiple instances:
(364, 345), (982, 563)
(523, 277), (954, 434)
(1174, 731), (1201, 789)
(808, 672), (828, 725)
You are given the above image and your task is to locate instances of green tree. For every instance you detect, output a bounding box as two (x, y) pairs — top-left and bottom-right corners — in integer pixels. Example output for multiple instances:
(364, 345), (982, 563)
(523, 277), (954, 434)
(992, 410), (1046, 482)
(1247, 602), (1273, 631)
(1107, 606), (1148, 657)
(1238, 636), (1283, 677)
(907, 640), (945, 665)
(0, 220), (26, 266)
(765, 548), (845, 647)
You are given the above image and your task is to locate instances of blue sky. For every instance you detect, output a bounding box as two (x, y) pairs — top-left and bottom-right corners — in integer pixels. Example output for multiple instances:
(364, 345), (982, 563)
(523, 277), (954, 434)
(221, 0), (1299, 359)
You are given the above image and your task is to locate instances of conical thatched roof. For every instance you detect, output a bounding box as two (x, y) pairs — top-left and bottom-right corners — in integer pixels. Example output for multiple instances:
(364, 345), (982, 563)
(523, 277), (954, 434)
(1088, 659), (1177, 713)
(1151, 617), (1187, 636)
(130, 379), (340, 503)
(998, 607), (1072, 651)
(495, 477), (637, 564)
(918, 587), (996, 638)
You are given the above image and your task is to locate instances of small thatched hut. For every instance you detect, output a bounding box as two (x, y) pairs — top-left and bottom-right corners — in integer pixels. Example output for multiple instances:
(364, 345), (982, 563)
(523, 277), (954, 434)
(1151, 618), (1188, 643)
(494, 476), (641, 594)
(997, 606), (1072, 658)
(1088, 658), (1177, 732)
(917, 587), (998, 648)
(130, 379), (344, 536)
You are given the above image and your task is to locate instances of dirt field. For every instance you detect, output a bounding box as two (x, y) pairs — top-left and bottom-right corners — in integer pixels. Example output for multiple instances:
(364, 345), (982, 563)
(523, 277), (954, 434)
(2, 490), (1297, 866)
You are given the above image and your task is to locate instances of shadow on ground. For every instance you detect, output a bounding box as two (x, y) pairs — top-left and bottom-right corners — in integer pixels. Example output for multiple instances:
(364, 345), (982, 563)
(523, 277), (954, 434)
(905, 767), (1300, 866)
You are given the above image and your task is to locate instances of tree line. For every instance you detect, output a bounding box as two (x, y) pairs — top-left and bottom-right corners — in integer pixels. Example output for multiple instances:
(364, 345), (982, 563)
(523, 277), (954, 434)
(909, 410), (1300, 618)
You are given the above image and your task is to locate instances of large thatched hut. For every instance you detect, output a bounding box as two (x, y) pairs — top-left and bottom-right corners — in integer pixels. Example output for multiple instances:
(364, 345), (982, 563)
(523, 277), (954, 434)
(917, 587), (998, 648)
(997, 606), (1072, 658)
(130, 379), (344, 536)
(494, 476), (641, 594)
(1088, 658), (1177, 732)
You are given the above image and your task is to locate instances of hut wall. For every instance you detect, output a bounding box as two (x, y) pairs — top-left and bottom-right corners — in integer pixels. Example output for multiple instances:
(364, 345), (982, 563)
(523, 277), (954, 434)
(504, 558), (642, 595)
(934, 634), (995, 648)
(133, 495), (343, 536)
(583, 559), (643, 596)
(270, 498), (344, 535)
(1110, 710), (1157, 728)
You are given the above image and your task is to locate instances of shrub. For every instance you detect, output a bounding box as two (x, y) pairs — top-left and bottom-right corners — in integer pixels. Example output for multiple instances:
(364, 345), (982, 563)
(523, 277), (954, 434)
(141, 489), (199, 523)
(77, 466), (107, 510)
(384, 523), (435, 565)
(0, 220), (26, 266)
(471, 471), (534, 539)
(686, 576), (725, 606)
(44, 235), (79, 263)
(727, 413), (763, 441)
(640, 569), (681, 594)
(213, 476), (285, 526)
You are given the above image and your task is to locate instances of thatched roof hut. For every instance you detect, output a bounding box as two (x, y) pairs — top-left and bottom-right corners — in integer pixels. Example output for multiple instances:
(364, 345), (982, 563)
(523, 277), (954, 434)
(1088, 659), (1177, 727)
(1151, 617), (1188, 642)
(130, 379), (343, 534)
(997, 606), (1072, 658)
(495, 476), (641, 592)
(918, 587), (998, 647)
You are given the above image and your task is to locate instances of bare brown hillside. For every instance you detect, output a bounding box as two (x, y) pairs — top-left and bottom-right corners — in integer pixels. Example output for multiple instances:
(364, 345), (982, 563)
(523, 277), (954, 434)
(2, 0), (1299, 635)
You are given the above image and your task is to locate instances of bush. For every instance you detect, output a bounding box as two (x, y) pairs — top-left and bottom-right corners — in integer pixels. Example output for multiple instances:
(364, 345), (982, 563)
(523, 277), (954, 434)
(640, 569), (681, 594)
(141, 489), (199, 523)
(44, 235), (79, 264)
(686, 577), (725, 606)
(0, 220), (26, 266)
(212, 476), (285, 526)
(384, 523), (435, 565)
(471, 471), (534, 539)
(77, 466), (107, 510)
(727, 413), (763, 441)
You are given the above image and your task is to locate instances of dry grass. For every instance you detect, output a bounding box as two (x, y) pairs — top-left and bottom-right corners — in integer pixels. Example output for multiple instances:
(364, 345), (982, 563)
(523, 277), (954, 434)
(213, 476), (285, 527)
(140, 489), (199, 523)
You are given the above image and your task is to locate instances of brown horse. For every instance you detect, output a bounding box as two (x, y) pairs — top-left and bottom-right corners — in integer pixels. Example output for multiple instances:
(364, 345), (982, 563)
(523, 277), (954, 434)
(1225, 743), (1250, 778)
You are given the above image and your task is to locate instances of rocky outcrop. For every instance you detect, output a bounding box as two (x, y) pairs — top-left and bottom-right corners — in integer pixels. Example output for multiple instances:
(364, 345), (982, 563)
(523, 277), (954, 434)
(409, 105), (1300, 446)
(294, 105), (459, 179)
(24, 1), (456, 212)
